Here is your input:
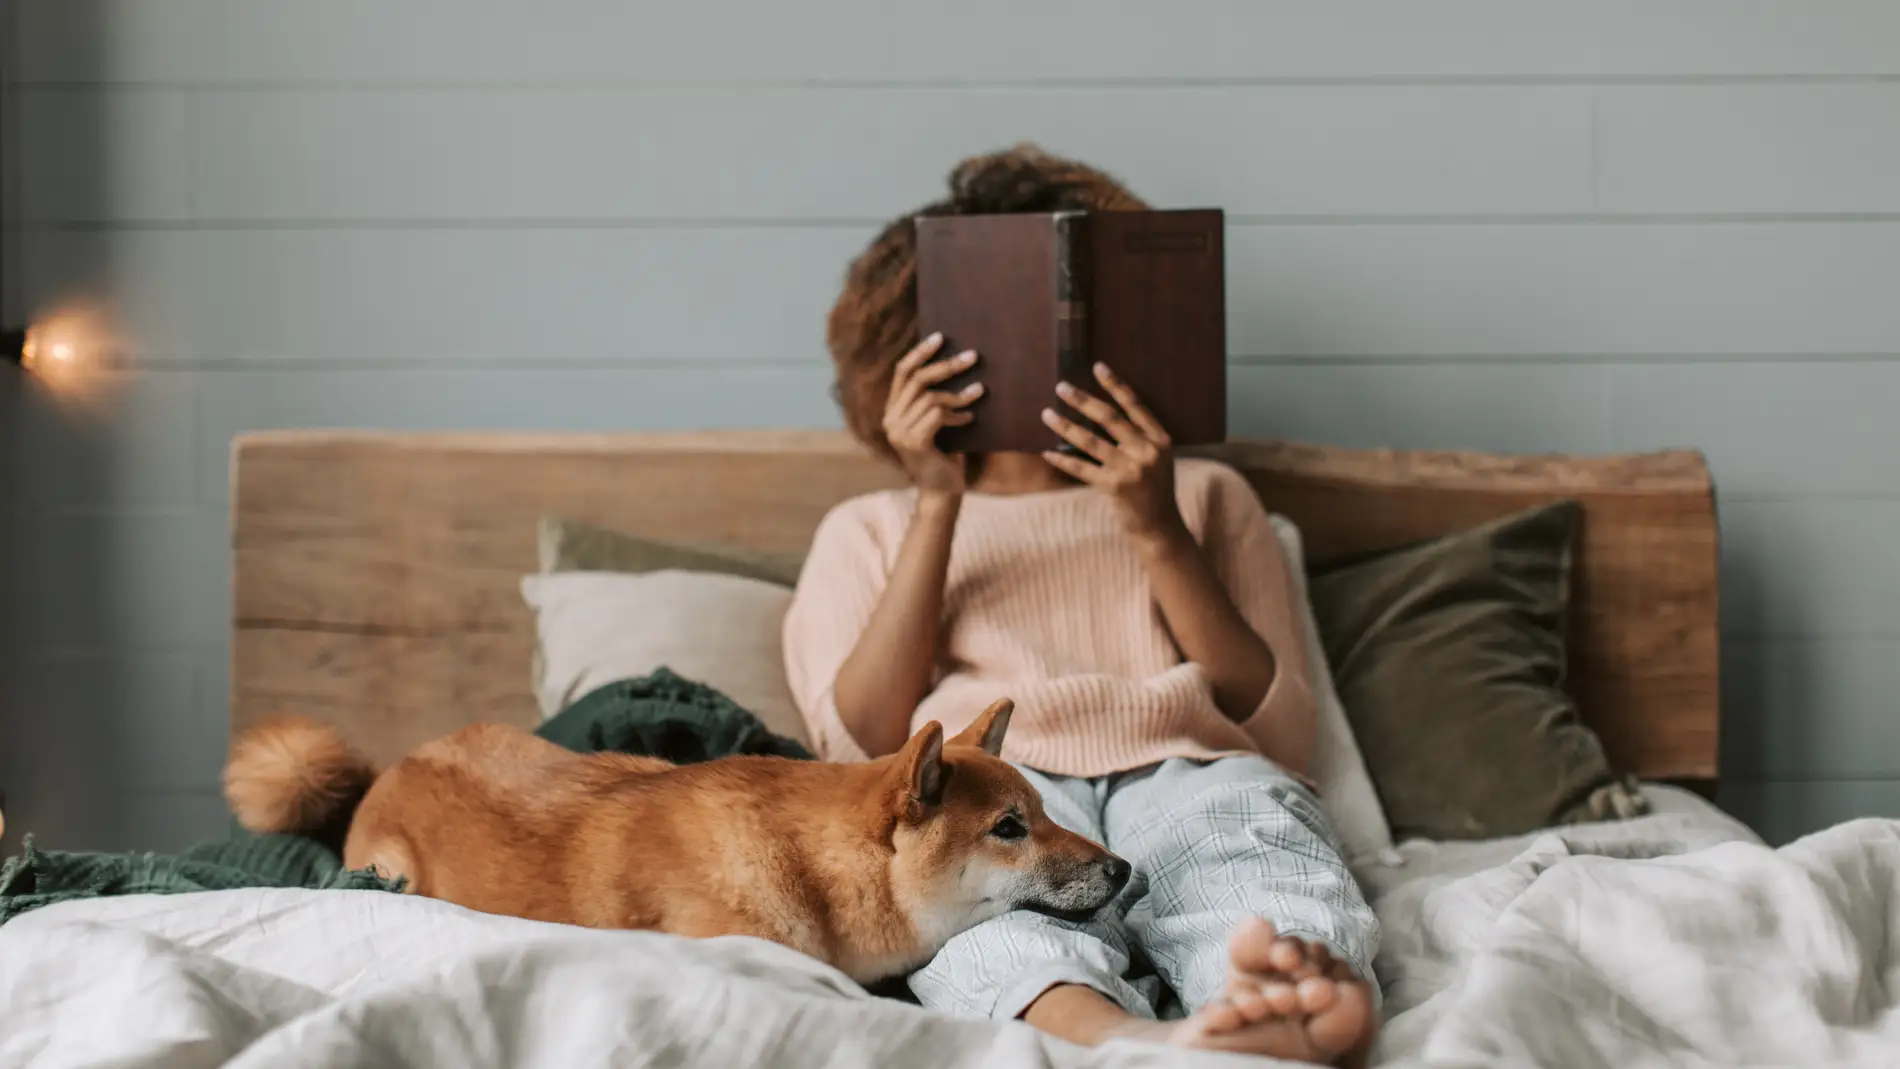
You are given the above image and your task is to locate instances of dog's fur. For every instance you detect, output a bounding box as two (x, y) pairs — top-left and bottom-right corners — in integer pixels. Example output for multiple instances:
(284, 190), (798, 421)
(223, 700), (1129, 983)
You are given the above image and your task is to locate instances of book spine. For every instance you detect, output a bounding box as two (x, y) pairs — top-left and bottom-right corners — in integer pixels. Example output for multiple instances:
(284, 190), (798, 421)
(1054, 211), (1090, 385)
(1052, 212), (1101, 454)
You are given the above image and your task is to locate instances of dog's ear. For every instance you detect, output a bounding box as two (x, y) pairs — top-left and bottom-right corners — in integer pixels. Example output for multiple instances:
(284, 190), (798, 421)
(948, 699), (1013, 757)
(896, 721), (947, 809)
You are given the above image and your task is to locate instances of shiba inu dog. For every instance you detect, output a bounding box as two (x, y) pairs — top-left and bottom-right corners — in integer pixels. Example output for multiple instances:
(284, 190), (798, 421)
(224, 699), (1129, 983)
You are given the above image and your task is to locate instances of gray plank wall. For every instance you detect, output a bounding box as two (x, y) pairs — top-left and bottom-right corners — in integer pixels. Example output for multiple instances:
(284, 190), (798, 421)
(2, 2), (1898, 851)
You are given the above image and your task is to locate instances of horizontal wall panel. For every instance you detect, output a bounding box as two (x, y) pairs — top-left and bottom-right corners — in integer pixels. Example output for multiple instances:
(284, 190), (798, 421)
(1610, 362), (1900, 496)
(1228, 363), (1611, 456)
(1232, 224), (1900, 359)
(170, 87), (1589, 223)
(15, 89), (190, 223)
(15, 2), (1900, 84)
(192, 365), (846, 505)
(1718, 497), (1900, 639)
(17, 227), (868, 366)
(3, 509), (227, 653)
(1719, 780), (1900, 847)
(19, 224), (1900, 366)
(3, 790), (233, 854)
(0, 779), (124, 855)
(37, 83), (1900, 223)
(7, 652), (220, 793)
(111, 792), (231, 853)
(1598, 86), (1900, 213)
(12, 789), (231, 858)
(9, 86), (1594, 224)
(1, 370), (201, 508)
(1722, 637), (1900, 781)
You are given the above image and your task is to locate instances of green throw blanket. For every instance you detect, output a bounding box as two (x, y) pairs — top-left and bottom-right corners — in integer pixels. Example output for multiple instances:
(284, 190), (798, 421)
(0, 833), (401, 926)
(539, 669), (812, 763)
(0, 669), (811, 926)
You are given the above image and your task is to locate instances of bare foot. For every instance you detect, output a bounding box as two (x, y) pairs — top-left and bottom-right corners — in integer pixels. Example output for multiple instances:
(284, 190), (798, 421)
(1131, 918), (1377, 1065)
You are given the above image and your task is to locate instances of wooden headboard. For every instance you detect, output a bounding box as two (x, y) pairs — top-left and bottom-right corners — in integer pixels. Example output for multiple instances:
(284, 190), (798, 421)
(230, 431), (1720, 784)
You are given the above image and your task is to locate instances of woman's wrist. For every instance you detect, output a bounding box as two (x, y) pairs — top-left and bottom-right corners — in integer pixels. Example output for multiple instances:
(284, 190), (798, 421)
(915, 488), (964, 518)
(1127, 513), (1195, 561)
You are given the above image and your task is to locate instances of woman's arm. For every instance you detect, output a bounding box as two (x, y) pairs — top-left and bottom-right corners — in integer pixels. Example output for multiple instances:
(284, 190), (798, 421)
(785, 333), (980, 760)
(787, 491), (960, 762)
(1131, 520), (1279, 723)
(828, 491), (961, 758)
(1147, 487), (1318, 776)
(1040, 364), (1316, 776)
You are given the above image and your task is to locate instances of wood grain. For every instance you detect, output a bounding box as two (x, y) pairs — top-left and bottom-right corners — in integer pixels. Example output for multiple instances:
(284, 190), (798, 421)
(231, 431), (1719, 783)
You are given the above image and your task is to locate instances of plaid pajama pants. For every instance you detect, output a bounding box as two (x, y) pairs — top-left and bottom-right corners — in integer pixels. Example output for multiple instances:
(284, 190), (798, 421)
(908, 755), (1379, 1022)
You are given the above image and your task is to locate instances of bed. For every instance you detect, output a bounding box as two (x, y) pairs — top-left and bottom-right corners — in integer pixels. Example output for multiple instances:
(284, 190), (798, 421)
(4, 432), (1898, 1069)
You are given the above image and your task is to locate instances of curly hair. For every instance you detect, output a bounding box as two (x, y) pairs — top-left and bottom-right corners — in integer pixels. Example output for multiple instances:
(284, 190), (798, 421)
(824, 144), (1150, 462)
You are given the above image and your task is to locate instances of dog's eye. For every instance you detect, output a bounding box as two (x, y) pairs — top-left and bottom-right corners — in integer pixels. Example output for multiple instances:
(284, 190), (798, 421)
(990, 815), (1028, 841)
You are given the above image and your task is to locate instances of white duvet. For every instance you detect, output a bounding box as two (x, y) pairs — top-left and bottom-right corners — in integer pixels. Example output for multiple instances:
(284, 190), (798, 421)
(3, 792), (1897, 1069)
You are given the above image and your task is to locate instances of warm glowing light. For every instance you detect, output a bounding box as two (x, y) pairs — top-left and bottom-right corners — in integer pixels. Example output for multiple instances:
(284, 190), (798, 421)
(14, 304), (118, 400)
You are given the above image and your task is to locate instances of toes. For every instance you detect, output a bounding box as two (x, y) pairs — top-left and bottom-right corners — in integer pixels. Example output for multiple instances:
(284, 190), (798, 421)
(1261, 981), (1300, 1016)
(1296, 976), (1337, 1014)
(1227, 917), (1280, 976)
(1284, 939), (1333, 981)
(1307, 941), (1335, 974)
(1304, 979), (1377, 1058)
(1229, 984), (1272, 1023)
(1197, 998), (1246, 1036)
(1237, 915), (1278, 942)
(1266, 937), (1306, 975)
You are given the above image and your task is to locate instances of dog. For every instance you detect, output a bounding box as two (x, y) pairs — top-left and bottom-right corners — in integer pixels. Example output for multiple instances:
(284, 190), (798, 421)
(223, 698), (1130, 984)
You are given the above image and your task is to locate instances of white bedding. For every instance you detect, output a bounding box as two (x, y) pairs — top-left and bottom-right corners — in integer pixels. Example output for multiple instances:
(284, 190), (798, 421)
(4, 789), (1897, 1069)
(1359, 785), (1767, 1063)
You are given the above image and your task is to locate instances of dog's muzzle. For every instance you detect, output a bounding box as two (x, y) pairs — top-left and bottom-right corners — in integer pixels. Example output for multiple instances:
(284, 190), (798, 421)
(1016, 854), (1131, 922)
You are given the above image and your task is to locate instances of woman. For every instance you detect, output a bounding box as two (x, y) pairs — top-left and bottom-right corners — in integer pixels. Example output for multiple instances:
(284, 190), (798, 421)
(784, 146), (1380, 1065)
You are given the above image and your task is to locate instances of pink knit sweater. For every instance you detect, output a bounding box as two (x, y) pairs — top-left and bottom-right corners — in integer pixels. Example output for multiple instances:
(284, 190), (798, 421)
(782, 458), (1315, 777)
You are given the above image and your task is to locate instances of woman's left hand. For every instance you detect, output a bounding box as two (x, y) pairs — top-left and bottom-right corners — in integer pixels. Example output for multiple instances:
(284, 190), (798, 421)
(1041, 363), (1187, 548)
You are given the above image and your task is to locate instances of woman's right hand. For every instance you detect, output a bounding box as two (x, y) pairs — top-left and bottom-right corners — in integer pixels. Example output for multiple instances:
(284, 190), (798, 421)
(883, 332), (982, 496)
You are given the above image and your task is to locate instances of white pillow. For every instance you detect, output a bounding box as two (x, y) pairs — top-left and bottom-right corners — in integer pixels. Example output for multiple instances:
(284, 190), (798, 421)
(1267, 514), (1396, 865)
(520, 570), (813, 747)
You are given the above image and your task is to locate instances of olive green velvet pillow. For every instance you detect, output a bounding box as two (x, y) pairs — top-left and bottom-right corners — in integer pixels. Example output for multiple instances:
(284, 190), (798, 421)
(537, 516), (807, 586)
(1307, 502), (1646, 842)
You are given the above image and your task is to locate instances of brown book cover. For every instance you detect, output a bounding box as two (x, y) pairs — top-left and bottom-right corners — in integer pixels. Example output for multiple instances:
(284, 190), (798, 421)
(916, 208), (1226, 454)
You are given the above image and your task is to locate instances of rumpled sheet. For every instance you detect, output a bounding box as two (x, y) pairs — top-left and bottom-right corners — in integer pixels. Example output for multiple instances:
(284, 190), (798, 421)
(4, 807), (1897, 1068)
(1368, 815), (1900, 1068)
(0, 887), (1256, 1069)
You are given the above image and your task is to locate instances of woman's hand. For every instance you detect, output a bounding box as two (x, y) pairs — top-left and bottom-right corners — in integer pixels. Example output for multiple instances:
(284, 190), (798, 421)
(1044, 363), (1293, 740)
(884, 333), (982, 497)
(1040, 362), (1186, 548)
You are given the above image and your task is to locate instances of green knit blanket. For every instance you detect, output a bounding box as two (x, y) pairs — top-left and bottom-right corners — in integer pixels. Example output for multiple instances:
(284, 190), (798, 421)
(0, 669), (810, 925)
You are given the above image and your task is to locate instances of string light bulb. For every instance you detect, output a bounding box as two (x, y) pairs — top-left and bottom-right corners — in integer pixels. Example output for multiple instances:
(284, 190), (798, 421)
(4, 307), (116, 396)
(9, 324), (62, 374)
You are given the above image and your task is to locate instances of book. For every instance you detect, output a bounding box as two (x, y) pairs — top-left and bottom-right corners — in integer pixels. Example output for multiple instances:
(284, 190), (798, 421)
(915, 208), (1226, 454)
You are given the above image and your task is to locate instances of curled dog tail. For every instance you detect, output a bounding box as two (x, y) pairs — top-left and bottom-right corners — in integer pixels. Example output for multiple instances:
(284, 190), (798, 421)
(223, 716), (376, 845)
